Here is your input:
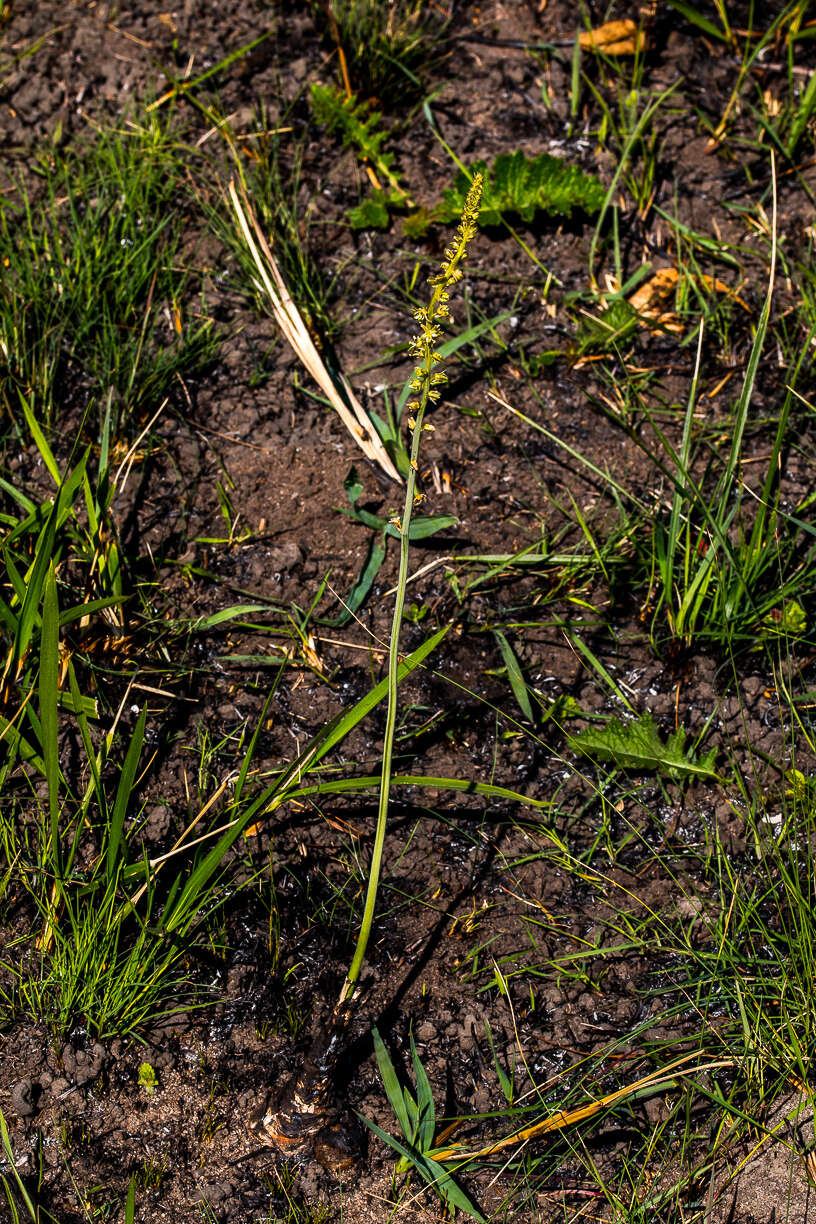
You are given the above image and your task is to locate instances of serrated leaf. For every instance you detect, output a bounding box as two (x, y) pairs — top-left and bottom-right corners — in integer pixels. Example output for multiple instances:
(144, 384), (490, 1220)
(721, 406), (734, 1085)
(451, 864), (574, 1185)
(568, 713), (717, 780)
(310, 83), (411, 220)
(310, 84), (389, 165)
(437, 151), (605, 227)
(402, 208), (433, 239)
(577, 297), (638, 351)
(347, 192), (392, 230)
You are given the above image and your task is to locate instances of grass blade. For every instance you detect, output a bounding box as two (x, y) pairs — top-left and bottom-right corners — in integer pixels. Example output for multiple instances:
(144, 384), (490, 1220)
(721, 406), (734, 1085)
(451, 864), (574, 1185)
(40, 565), (61, 881)
(0, 1110), (36, 1220)
(410, 1032), (436, 1151)
(372, 1027), (412, 1138)
(107, 706), (147, 883)
(493, 629), (535, 723)
(360, 1114), (486, 1222)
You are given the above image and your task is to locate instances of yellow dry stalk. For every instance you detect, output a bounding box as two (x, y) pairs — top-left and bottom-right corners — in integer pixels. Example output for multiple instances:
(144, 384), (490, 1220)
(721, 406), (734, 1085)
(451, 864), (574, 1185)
(227, 178), (401, 482)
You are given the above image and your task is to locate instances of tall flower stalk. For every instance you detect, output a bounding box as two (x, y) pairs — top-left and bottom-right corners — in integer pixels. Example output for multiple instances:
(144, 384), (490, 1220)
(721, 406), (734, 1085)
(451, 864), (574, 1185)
(250, 175), (483, 1167)
(339, 172), (483, 1006)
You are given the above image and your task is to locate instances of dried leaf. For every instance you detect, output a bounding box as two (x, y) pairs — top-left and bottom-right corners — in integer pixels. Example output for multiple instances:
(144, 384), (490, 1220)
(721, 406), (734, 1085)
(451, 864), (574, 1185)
(628, 267), (679, 314)
(625, 267), (750, 334)
(627, 267), (682, 333)
(578, 19), (646, 56)
(698, 273), (751, 313)
(228, 180), (401, 482)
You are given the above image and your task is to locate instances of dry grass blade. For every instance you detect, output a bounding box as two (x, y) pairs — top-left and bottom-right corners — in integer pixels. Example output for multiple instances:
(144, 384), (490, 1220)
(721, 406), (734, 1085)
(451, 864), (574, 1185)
(433, 1052), (738, 1163)
(227, 178), (401, 482)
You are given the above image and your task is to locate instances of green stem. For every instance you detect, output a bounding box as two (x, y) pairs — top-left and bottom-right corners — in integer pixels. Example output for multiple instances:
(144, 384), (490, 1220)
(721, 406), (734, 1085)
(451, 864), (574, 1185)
(337, 172), (482, 1010)
(339, 397), (426, 1005)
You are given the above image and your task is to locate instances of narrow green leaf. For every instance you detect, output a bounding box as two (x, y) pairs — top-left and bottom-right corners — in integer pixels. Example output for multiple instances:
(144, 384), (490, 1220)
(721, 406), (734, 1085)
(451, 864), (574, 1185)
(162, 627), (451, 934)
(410, 1032), (436, 1151)
(0, 1110), (36, 1219)
(107, 705), (147, 882)
(20, 395), (60, 485)
(234, 674), (282, 804)
(0, 590), (19, 637)
(359, 1114), (486, 1222)
(191, 604), (270, 631)
(372, 1027), (412, 1138)
(0, 714), (46, 776)
(125, 1176), (137, 1224)
(40, 565), (61, 879)
(664, 0), (729, 40)
(494, 630), (535, 722)
(564, 631), (635, 713)
(69, 661), (106, 825)
(15, 455), (87, 668)
(0, 476), (35, 515)
(788, 66), (816, 156)
(58, 595), (125, 628)
(488, 1031), (513, 1102)
(3, 550), (27, 609)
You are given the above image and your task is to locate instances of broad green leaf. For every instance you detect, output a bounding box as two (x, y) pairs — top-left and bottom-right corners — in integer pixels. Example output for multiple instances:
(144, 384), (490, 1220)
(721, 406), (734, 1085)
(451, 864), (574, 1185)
(343, 467), (456, 538)
(437, 151), (605, 227)
(398, 514), (457, 540)
(569, 713), (718, 780)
